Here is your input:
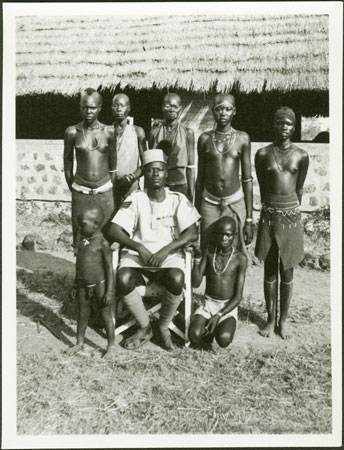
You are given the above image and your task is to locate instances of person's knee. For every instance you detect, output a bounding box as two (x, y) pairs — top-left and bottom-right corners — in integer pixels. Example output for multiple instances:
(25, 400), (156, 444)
(100, 304), (113, 321)
(188, 324), (204, 344)
(280, 267), (293, 283)
(117, 268), (136, 295)
(164, 269), (184, 295)
(215, 318), (236, 347)
(78, 298), (91, 319)
(216, 330), (234, 348)
(264, 261), (277, 282)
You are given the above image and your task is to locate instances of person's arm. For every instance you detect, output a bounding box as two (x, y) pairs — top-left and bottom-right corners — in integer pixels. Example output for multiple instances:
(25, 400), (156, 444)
(191, 246), (208, 288)
(107, 223), (153, 264)
(119, 127), (146, 187)
(148, 223), (198, 267)
(254, 148), (266, 199)
(240, 132), (253, 245)
(107, 126), (117, 208)
(148, 128), (155, 149)
(296, 151), (310, 204)
(71, 272), (78, 299)
(206, 254), (248, 334)
(132, 126), (146, 183)
(101, 238), (115, 305)
(63, 127), (76, 191)
(186, 128), (195, 202)
(195, 134), (207, 213)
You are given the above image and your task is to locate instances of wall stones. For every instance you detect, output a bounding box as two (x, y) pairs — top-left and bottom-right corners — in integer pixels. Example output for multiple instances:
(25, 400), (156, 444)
(16, 139), (330, 211)
(17, 140), (70, 201)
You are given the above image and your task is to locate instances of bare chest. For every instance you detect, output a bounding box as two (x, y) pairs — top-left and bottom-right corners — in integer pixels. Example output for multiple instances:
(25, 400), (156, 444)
(265, 149), (300, 175)
(205, 134), (241, 163)
(75, 129), (109, 155)
(208, 251), (237, 277)
(77, 239), (103, 261)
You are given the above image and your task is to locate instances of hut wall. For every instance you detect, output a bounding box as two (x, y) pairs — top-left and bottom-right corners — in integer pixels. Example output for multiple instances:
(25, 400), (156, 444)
(16, 139), (329, 212)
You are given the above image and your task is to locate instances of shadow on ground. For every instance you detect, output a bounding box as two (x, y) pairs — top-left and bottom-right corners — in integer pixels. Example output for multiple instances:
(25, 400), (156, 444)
(16, 251), (111, 351)
(238, 306), (266, 330)
(17, 250), (75, 275)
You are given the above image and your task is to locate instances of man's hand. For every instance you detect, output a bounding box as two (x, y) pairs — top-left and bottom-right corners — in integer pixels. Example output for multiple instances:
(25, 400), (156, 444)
(205, 314), (221, 335)
(138, 244), (153, 265)
(103, 291), (113, 306)
(148, 247), (170, 267)
(243, 222), (253, 245)
(192, 243), (203, 260)
(117, 175), (133, 189)
(71, 285), (77, 300)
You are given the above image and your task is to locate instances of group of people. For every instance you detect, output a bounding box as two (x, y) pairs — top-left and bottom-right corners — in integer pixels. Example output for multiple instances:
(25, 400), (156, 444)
(63, 88), (309, 358)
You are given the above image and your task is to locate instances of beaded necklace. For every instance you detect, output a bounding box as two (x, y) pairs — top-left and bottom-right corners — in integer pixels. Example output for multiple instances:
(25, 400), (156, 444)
(82, 123), (100, 151)
(81, 231), (102, 247)
(163, 123), (178, 143)
(211, 128), (236, 155)
(212, 246), (234, 276)
(272, 144), (293, 172)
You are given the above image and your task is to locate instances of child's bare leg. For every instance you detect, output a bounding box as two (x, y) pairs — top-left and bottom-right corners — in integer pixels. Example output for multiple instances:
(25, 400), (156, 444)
(67, 288), (90, 355)
(188, 315), (210, 348)
(214, 317), (236, 347)
(260, 241), (278, 337)
(94, 283), (116, 358)
(279, 264), (293, 340)
(101, 305), (117, 358)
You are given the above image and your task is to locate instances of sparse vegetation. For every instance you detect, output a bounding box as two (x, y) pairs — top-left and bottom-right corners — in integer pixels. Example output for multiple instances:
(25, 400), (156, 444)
(17, 343), (331, 434)
(17, 250), (331, 434)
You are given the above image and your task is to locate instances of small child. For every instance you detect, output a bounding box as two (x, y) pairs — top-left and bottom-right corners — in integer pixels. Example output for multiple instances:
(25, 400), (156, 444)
(189, 216), (247, 349)
(67, 205), (116, 359)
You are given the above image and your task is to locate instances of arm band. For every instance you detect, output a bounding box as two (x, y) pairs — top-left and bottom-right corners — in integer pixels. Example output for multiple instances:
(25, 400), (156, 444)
(109, 169), (117, 173)
(245, 218), (253, 223)
(194, 258), (202, 265)
(187, 165), (196, 169)
(242, 177), (253, 183)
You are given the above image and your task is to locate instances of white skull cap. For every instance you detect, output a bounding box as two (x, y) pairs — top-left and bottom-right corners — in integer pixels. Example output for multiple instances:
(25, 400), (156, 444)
(142, 149), (167, 166)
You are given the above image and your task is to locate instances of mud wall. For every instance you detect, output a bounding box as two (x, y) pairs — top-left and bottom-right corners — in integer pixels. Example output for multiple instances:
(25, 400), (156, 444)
(16, 140), (329, 211)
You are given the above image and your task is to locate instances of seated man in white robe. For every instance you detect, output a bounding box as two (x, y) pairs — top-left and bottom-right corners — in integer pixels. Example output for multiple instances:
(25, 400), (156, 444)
(108, 150), (200, 350)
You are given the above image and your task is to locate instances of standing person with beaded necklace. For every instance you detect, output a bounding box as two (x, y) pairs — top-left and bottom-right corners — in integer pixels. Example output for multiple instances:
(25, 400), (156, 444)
(255, 107), (309, 339)
(64, 88), (116, 254)
(189, 217), (247, 350)
(195, 93), (253, 253)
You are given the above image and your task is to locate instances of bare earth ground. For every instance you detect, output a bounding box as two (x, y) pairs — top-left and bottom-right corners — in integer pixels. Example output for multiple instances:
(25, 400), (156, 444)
(16, 249), (331, 435)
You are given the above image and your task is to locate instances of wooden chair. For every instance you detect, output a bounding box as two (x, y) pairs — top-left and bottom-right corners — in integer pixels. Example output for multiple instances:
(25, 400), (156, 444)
(111, 243), (193, 346)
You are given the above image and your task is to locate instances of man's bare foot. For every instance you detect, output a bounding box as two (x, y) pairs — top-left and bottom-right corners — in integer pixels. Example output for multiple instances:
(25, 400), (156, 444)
(158, 327), (176, 351)
(66, 344), (84, 355)
(279, 321), (291, 340)
(122, 326), (153, 350)
(102, 346), (117, 359)
(259, 322), (275, 338)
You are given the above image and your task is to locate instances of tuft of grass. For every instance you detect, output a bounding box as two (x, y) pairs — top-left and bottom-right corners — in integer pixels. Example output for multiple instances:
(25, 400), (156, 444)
(17, 343), (331, 434)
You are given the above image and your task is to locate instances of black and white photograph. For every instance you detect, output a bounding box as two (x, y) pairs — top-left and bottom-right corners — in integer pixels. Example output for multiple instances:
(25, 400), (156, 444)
(2, 1), (342, 448)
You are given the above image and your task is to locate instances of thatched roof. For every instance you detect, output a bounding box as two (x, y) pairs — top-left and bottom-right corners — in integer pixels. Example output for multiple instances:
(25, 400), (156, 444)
(16, 14), (328, 96)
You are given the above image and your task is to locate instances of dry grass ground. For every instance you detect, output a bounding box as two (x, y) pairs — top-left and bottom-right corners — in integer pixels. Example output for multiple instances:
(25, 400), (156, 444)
(16, 249), (331, 435)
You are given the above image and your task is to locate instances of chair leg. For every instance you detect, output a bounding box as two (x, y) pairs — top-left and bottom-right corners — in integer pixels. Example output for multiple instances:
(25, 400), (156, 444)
(112, 247), (119, 332)
(184, 250), (192, 347)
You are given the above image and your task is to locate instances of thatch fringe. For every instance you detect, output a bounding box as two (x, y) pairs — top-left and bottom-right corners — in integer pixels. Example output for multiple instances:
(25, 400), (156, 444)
(16, 14), (329, 96)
